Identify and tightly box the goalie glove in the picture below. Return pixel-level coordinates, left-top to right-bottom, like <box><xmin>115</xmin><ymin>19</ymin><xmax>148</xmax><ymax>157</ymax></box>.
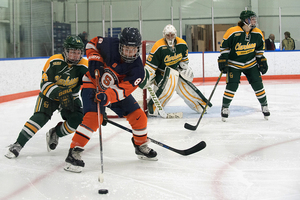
<box><xmin>178</xmin><ymin>62</ymin><xmax>194</xmax><ymax>82</ymax></box>
<box><xmin>218</xmin><ymin>57</ymin><xmax>228</xmax><ymax>73</ymax></box>
<box><xmin>256</xmin><ymin>56</ymin><xmax>268</xmax><ymax>75</ymax></box>
<box><xmin>58</xmin><ymin>88</ymin><xmax>74</xmax><ymax>112</ymax></box>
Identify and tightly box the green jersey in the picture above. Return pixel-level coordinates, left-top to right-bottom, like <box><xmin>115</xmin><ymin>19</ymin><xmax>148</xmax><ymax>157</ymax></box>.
<box><xmin>219</xmin><ymin>26</ymin><xmax>265</xmax><ymax>70</ymax></box>
<box><xmin>145</xmin><ymin>37</ymin><xmax>189</xmax><ymax>83</ymax></box>
<box><xmin>40</xmin><ymin>54</ymin><xmax>88</xmax><ymax>101</ymax></box>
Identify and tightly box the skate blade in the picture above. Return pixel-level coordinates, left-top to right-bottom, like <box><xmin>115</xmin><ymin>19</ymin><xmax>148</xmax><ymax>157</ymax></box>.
<box><xmin>46</xmin><ymin>131</ymin><xmax>51</xmax><ymax>152</ymax></box>
<box><xmin>64</xmin><ymin>163</ymin><xmax>83</xmax><ymax>173</ymax></box>
<box><xmin>264</xmin><ymin>116</ymin><xmax>269</xmax><ymax>120</ymax></box>
<box><xmin>222</xmin><ymin>117</ymin><xmax>227</xmax><ymax>122</ymax></box>
<box><xmin>5</xmin><ymin>151</ymin><xmax>16</xmax><ymax>159</ymax></box>
<box><xmin>137</xmin><ymin>155</ymin><xmax>158</xmax><ymax>161</ymax></box>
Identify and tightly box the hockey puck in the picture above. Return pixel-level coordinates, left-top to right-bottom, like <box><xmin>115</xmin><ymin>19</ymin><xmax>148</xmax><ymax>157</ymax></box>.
<box><xmin>98</xmin><ymin>189</ymin><xmax>108</xmax><ymax>194</ymax></box>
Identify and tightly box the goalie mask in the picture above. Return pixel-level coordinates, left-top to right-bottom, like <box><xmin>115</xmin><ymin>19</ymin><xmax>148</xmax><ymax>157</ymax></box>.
<box><xmin>63</xmin><ymin>36</ymin><xmax>84</xmax><ymax>65</ymax></box>
<box><xmin>119</xmin><ymin>27</ymin><xmax>142</xmax><ymax>63</ymax></box>
<box><xmin>240</xmin><ymin>10</ymin><xmax>257</xmax><ymax>29</ymax></box>
<box><xmin>163</xmin><ymin>24</ymin><xmax>177</xmax><ymax>47</ymax></box>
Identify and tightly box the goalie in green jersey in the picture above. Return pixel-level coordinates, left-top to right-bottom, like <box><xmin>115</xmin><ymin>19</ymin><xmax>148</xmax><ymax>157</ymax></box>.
<box><xmin>218</xmin><ymin>10</ymin><xmax>270</xmax><ymax>121</ymax></box>
<box><xmin>139</xmin><ymin>24</ymin><xmax>212</xmax><ymax>117</ymax></box>
<box><xmin>5</xmin><ymin>36</ymin><xmax>88</xmax><ymax>159</ymax></box>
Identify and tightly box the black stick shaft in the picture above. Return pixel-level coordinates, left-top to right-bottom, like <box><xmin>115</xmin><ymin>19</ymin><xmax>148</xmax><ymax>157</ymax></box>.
<box><xmin>184</xmin><ymin>72</ymin><xmax>223</xmax><ymax>131</ymax></box>
<box><xmin>107</xmin><ymin>119</ymin><xmax>206</xmax><ymax>156</ymax></box>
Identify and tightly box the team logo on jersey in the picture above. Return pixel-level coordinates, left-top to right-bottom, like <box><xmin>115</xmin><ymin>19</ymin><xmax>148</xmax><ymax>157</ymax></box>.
<box><xmin>100</xmin><ymin>69</ymin><xmax>118</xmax><ymax>90</ymax></box>
<box><xmin>44</xmin><ymin>101</ymin><xmax>49</xmax><ymax>108</ymax></box>
<box><xmin>53</xmin><ymin>61</ymin><xmax>62</xmax><ymax>65</ymax></box>
<box><xmin>235</xmin><ymin>42</ymin><xmax>256</xmax><ymax>56</ymax></box>
<box><xmin>55</xmin><ymin>75</ymin><xmax>79</xmax><ymax>88</ymax></box>
<box><xmin>164</xmin><ymin>53</ymin><xmax>183</xmax><ymax>66</ymax></box>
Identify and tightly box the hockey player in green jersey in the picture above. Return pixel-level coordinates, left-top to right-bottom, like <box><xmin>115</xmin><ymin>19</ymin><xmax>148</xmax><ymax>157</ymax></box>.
<box><xmin>218</xmin><ymin>10</ymin><xmax>270</xmax><ymax>121</ymax></box>
<box><xmin>139</xmin><ymin>24</ymin><xmax>211</xmax><ymax>117</ymax></box>
<box><xmin>5</xmin><ymin>35</ymin><xmax>88</xmax><ymax>159</ymax></box>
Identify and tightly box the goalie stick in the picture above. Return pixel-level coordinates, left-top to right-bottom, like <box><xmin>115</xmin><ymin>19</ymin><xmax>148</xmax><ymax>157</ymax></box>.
<box><xmin>147</xmin><ymin>86</ymin><xmax>183</xmax><ymax>119</ymax></box>
<box><xmin>184</xmin><ymin>72</ymin><xmax>223</xmax><ymax>131</ymax></box>
<box><xmin>107</xmin><ymin>119</ymin><xmax>206</xmax><ymax>156</ymax></box>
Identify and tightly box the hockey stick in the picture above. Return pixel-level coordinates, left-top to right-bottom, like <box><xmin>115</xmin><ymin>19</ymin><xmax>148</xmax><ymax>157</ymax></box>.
<box><xmin>107</xmin><ymin>119</ymin><xmax>206</xmax><ymax>156</ymax></box>
<box><xmin>95</xmin><ymin>70</ymin><xmax>104</xmax><ymax>183</ymax></box>
<box><xmin>184</xmin><ymin>72</ymin><xmax>223</xmax><ymax>131</ymax></box>
<box><xmin>147</xmin><ymin>86</ymin><xmax>183</xmax><ymax>119</ymax></box>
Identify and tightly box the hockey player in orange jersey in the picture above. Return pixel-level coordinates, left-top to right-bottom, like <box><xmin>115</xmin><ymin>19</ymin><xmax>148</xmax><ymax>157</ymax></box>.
<box><xmin>64</xmin><ymin>27</ymin><xmax>157</xmax><ymax>173</ymax></box>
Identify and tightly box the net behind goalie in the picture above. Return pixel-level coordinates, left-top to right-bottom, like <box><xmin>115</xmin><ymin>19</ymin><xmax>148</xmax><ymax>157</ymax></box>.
<box><xmin>139</xmin><ymin>24</ymin><xmax>212</xmax><ymax>116</ymax></box>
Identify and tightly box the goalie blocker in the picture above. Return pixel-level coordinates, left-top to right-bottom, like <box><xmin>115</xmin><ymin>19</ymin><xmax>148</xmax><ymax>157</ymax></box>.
<box><xmin>146</xmin><ymin>67</ymin><xmax>212</xmax><ymax>116</ymax></box>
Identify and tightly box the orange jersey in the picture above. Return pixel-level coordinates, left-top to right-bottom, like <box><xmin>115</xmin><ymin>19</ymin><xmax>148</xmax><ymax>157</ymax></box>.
<box><xmin>84</xmin><ymin>36</ymin><xmax>144</xmax><ymax>105</ymax></box>
<box><xmin>70</xmin><ymin>37</ymin><xmax>148</xmax><ymax>149</ymax></box>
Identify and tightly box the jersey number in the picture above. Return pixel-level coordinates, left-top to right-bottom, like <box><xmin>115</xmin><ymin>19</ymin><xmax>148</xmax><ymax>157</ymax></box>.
<box><xmin>147</xmin><ymin>55</ymin><xmax>153</xmax><ymax>62</ymax></box>
<box><xmin>134</xmin><ymin>78</ymin><xmax>142</xmax><ymax>86</ymax></box>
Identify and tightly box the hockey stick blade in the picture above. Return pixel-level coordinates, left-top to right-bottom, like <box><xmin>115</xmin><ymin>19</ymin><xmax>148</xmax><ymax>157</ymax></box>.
<box><xmin>184</xmin><ymin>72</ymin><xmax>223</xmax><ymax>131</ymax></box>
<box><xmin>106</xmin><ymin>119</ymin><xmax>206</xmax><ymax>156</ymax></box>
<box><xmin>150</xmin><ymin>139</ymin><xmax>206</xmax><ymax>156</ymax></box>
<box><xmin>181</xmin><ymin>141</ymin><xmax>206</xmax><ymax>156</ymax></box>
<box><xmin>184</xmin><ymin>122</ymin><xmax>197</xmax><ymax>131</ymax></box>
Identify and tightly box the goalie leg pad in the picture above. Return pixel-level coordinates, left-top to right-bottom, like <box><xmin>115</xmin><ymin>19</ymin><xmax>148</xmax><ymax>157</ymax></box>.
<box><xmin>176</xmin><ymin>77</ymin><xmax>213</xmax><ymax>113</ymax></box>
<box><xmin>148</xmin><ymin>67</ymin><xmax>179</xmax><ymax>114</ymax></box>
<box><xmin>139</xmin><ymin>65</ymin><xmax>156</xmax><ymax>89</ymax></box>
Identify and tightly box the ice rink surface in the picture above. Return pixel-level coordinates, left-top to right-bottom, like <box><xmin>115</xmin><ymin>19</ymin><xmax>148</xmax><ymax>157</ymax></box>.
<box><xmin>1</xmin><ymin>79</ymin><xmax>300</xmax><ymax>200</ymax></box>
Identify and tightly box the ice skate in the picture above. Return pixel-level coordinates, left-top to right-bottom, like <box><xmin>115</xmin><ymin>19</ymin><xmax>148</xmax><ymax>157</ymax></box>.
<box><xmin>5</xmin><ymin>142</ymin><xmax>22</xmax><ymax>159</ymax></box>
<box><xmin>221</xmin><ymin>107</ymin><xmax>229</xmax><ymax>122</ymax></box>
<box><xmin>46</xmin><ymin>122</ymin><xmax>62</xmax><ymax>152</ymax></box>
<box><xmin>261</xmin><ymin>105</ymin><xmax>270</xmax><ymax>120</ymax></box>
<box><xmin>132</xmin><ymin>138</ymin><xmax>158</xmax><ymax>161</ymax></box>
<box><xmin>64</xmin><ymin>147</ymin><xmax>85</xmax><ymax>173</ymax></box>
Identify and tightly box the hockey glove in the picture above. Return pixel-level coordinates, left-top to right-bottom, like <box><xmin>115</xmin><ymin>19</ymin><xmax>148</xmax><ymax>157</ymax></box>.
<box><xmin>218</xmin><ymin>57</ymin><xmax>228</xmax><ymax>73</ymax></box>
<box><xmin>256</xmin><ymin>56</ymin><xmax>268</xmax><ymax>75</ymax></box>
<box><xmin>96</xmin><ymin>91</ymin><xmax>108</xmax><ymax>106</ymax></box>
<box><xmin>58</xmin><ymin>88</ymin><xmax>74</xmax><ymax>112</ymax></box>
<box><xmin>89</xmin><ymin>60</ymin><xmax>104</xmax><ymax>79</ymax></box>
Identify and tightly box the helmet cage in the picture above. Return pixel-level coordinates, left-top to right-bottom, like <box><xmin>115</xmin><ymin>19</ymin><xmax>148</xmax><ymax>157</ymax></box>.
<box><xmin>163</xmin><ymin>24</ymin><xmax>177</xmax><ymax>47</ymax></box>
<box><xmin>119</xmin><ymin>44</ymin><xmax>140</xmax><ymax>63</ymax></box>
<box><xmin>63</xmin><ymin>48</ymin><xmax>84</xmax><ymax>65</ymax></box>
<box><xmin>119</xmin><ymin>27</ymin><xmax>141</xmax><ymax>63</ymax></box>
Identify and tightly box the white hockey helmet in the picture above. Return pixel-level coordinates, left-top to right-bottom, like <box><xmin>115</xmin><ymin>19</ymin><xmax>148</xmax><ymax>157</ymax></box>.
<box><xmin>163</xmin><ymin>24</ymin><xmax>177</xmax><ymax>47</ymax></box>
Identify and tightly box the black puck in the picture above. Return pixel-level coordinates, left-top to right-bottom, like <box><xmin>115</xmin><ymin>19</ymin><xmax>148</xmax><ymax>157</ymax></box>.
<box><xmin>98</xmin><ymin>189</ymin><xmax>108</xmax><ymax>194</ymax></box>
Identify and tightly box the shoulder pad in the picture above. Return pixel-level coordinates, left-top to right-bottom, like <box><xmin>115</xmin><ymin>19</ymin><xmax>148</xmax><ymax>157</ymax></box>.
<box><xmin>223</xmin><ymin>26</ymin><xmax>243</xmax><ymax>40</ymax></box>
<box><xmin>150</xmin><ymin>38</ymin><xmax>167</xmax><ymax>54</ymax></box>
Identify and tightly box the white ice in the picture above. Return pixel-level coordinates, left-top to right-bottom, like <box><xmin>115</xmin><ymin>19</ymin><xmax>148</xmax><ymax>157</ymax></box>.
<box><xmin>1</xmin><ymin>79</ymin><xmax>300</xmax><ymax>200</ymax></box>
